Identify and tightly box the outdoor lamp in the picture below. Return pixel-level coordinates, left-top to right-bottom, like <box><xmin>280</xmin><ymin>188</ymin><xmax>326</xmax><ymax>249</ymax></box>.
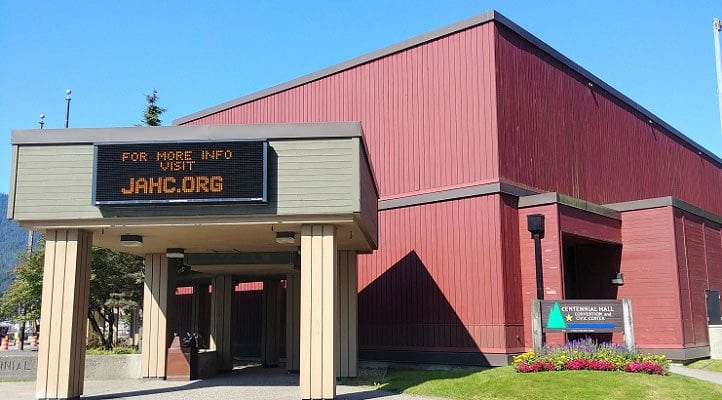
<box><xmin>275</xmin><ymin>232</ymin><xmax>296</xmax><ymax>244</ymax></box>
<box><xmin>166</xmin><ymin>248</ymin><xmax>185</xmax><ymax>259</ymax></box>
<box><xmin>611</xmin><ymin>272</ymin><xmax>625</xmax><ymax>285</ymax></box>
<box><xmin>120</xmin><ymin>234</ymin><xmax>143</xmax><ymax>247</ymax></box>
<box><xmin>527</xmin><ymin>214</ymin><xmax>545</xmax><ymax>239</ymax></box>
<box><xmin>527</xmin><ymin>214</ymin><xmax>545</xmax><ymax>301</ymax></box>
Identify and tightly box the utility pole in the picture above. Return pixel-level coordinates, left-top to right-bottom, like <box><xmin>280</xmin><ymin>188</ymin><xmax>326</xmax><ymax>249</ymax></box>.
<box><xmin>714</xmin><ymin>18</ymin><xmax>722</xmax><ymax>138</ymax></box>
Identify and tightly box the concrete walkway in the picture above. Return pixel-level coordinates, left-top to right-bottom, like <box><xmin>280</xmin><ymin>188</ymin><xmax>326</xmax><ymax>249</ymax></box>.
<box><xmin>670</xmin><ymin>364</ymin><xmax>722</xmax><ymax>386</ymax></box>
<box><xmin>3</xmin><ymin>366</ymin><xmax>431</xmax><ymax>400</ymax></box>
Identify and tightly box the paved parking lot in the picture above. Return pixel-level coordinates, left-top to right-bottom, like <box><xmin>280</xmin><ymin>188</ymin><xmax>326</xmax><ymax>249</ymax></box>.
<box><xmin>4</xmin><ymin>366</ymin><xmax>430</xmax><ymax>400</ymax></box>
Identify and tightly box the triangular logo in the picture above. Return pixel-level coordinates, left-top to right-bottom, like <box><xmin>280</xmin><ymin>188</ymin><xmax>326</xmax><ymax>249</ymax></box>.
<box><xmin>546</xmin><ymin>301</ymin><xmax>566</xmax><ymax>329</ymax></box>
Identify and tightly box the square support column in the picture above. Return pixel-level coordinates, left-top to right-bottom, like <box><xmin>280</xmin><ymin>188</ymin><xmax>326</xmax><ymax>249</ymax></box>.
<box><xmin>140</xmin><ymin>254</ymin><xmax>176</xmax><ymax>379</ymax></box>
<box><xmin>35</xmin><ymin>229</ymin><xmax>92</xmax><ymax>400</ymax></box>
<box><xmin>286</xmin><ymin>272</ymin><xmax>301</xmax><ymax>372</ymax></box>
<box><xmin>300</xmin><ymin>225</ymin><xmax>337</xmax><ymax>400</ymax></box>
<box><xmin>191</xmin><ymin>283</ymin><xmax>211</xmax><ymax>347</ymax></box>
<box><xmin>336</xmin><ymin>251</ymin><xmax>358</xmax><ymax>378</ymax></box>
<box><xmin>262</xmin><ymin>279</ymin><xmax>283</xmax><ymax>367</ymax></box>
<box><xmin>211</xmin><ymin>275</ymin><xmax>233</xmax><ymax>372</ymax></box>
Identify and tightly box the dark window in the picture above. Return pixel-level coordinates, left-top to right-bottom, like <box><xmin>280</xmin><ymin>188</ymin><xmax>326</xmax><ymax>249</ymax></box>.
<box><xmin>707</xmin><ymin>290</ymin><xmax>721</xmax><ymax>326</ymax></box>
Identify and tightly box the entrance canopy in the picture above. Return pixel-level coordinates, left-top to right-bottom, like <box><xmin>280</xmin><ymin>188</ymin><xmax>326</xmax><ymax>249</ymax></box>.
<box><xmin>8</xmin><ymin>122</ymin><xmax>378</xmax><ymax>255</ymax></box>
<box><xmin>9</xmin><ymin>122</ymin><xmax>377</xmax><ymax>400</ymax></box>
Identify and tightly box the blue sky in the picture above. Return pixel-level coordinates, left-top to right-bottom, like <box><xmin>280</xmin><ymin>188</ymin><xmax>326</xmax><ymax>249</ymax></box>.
<box><xmin>1</xmin><ymin>1</ymin><xmax>721</xmax><ymax>193</ymax></box>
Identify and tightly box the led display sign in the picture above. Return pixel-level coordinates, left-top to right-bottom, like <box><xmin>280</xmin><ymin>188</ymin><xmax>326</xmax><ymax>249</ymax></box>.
<box><xmin>93</xmin><ymin>140</ymin><xmax>267</xmax><ymax>205</ymax></box>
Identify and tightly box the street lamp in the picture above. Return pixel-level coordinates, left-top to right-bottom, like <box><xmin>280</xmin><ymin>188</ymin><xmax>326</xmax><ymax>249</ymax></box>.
<box><xmin>64</xmin><ymin>89</ymin><xmax>71</xmax><ymax>128</ymax></box>
<box><xmin>527</xmin><ymin>214</ymin><xmax>545</xmax><ymax>300</ymax></box>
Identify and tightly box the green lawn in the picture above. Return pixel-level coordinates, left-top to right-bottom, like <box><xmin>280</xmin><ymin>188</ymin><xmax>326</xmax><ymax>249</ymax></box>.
<box><xmin>687</xmin><ymin>359</ymin><xmax>722</xmax><ymax>373</ymax></box>
<box><xmin>343</xmin><ymin>366</ymin><xmax>722</xmax><ymax>400</ymax></box>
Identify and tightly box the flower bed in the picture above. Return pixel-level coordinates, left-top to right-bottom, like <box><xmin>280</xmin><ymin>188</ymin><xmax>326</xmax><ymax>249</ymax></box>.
<box><xmin>513</xmin><ymin>338</ymin><xmax>668</xmax><ymax>375</ymax></box>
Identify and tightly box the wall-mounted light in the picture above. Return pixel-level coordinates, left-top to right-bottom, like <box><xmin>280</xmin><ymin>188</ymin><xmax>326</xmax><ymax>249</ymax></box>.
<box><xmin>275</xmin><ymin>232</ymin><xmax>296</xmax><ymax>244</ymax></box>
<box><xmin>611</xmin><ymin>272</ymin><xmax>625</xmax><ymax>286</ymax></box>
<box><xmin>166</xmin><ymin>248</ymin><xmax>185</xmax><ymax>259</ymax></box>
<box><xmin>120</xmin><ymin>234</ymin><xmax>143</xmax><ymax>247</ymax></box>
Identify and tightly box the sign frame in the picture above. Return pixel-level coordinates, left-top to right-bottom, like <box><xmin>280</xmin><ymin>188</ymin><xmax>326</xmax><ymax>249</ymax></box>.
<box><xmin>541</xmin><ymin>299</ymin><xmax>624</xmax><ymax>333</ymax></box>
<box><xmin>91</xmin><ymin>139</ymin><xmax>268</xmax><ymax>206</ymax></box>
<box><xmin>531</xmin><ymin>298</ymin><xmax>635</xmax><ymax>352</ymax></box>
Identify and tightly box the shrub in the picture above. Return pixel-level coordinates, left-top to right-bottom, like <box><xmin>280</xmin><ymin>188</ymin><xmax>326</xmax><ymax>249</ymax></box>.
<box><xmin>86</xmin><ymin>346</ymin><xmax>139</xmax><ymax>355</ymax></box>
<box><xmin>513</xmin><ymin>338</ymin><xmax>668</xmax><ymax>375</ymax></box>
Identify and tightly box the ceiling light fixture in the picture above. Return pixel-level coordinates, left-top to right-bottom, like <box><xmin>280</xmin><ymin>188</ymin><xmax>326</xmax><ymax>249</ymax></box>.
<box><xmin>120</xmin><ymin>234</ymin><xmax>143</xmax><ymax>247</ymax></box>
<box><xmin>166</xmin><ymin>248</ymin><xmax>185</xmax><ymax>259</ymax></box>
<box><xmin>275</xmin><ymin>232</ymin><xmax>296</xmax><ymax>244</ymax></box>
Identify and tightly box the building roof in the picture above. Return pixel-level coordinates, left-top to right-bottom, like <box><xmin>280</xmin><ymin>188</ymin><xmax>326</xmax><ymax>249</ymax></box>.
<box><xmin>11</xmin><ymin>121</ymin><xmax>363</xmax><ymax>145</ymax></box>
<box><xmin>172</xmin><ymin>10</ymin><xmax>722</xmax><ymax>166</ymax></box>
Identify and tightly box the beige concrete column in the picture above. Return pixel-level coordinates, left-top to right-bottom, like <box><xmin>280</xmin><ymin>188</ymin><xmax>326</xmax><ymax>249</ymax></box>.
<box><xmin>261</xmin><ymin>279</ymin><xmax>282</xmax><ymax>367</ymax></box>
<box><xmin>140</xmin><ymin>254</ymin><xmax>176</xmax><ymax>379</ymax></box>
<box><xmin>300</xmin><ymin>225</ymin><xmax>337</xmax><ymax>400</ymax></box>
<box><xmin>35</xmin><ymin>229</ymin><xmax>92</xmax><ymax>400</ymax></box>
<box><xmin>286</xmin><ymin>272</ymin><xmax>301</xmax><ymax>372</ymax></box>
<box><xmin>211</xmin><ymin>275</ymin><xmax>233</xmax><ymax>372</ymax></box>
<box><xmin>336</xmin><ymin>251</ymin><xmax>358</xmax><ymax>378</ymax></box>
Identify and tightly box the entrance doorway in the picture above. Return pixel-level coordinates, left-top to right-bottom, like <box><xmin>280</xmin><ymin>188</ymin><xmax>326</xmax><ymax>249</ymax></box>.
<box><xmin>562</xmin><ymin>234</ymin><xmax>622</xmax><ymax>342</ymax></box>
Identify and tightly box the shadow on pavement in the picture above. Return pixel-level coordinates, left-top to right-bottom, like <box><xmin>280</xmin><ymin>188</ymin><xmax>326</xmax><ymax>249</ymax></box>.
<box><xmin>83</xmin><ymin>365</ymin><xmax>401</xmax><ymax>399</ymax></box>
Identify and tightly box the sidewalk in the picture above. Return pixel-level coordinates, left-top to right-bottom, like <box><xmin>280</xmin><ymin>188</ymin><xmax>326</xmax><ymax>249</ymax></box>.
<box><xmin>2</xmin><ymin>366</ymin><xmax>433</xmax><ymax>400</ymax></box>
<box><xmin>670</xmin><ymin>364</ymin><xmax>722</xmax><ymax>386</ymax></box>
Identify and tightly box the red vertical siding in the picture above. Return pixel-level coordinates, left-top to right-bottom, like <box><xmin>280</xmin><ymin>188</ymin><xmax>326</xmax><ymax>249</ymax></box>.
<box><xmin>231</xmin><ymin>282</ymin><xmax>264</xmax><ymax>356</ymax></box>
<box><xmin>500</xmin><ymin>195</ymin><xmax>524</xmax><ymax>350</ymax></box>
<box><xmin>183</xmin><ymin>24</ymin><xmax>499</xmax><ymax>200</ymax></box>
<box><xmin>617</xmin><ymin>207</ymin><xmax>684</xmax><ymax>348</ymax></box>
<box><xmin>682</xmin><ymin>213</ymin><xmax>710</xmax><ymax>346</ymax></box>
<box><xmin>517</xmin><ymin>204</ymin><xmax>564</xmax><ymax>347</ymax></box>
<box><xmin>674</xmin><ymin>212</ymin><xmax>695</xmax><ymax>346</ymax></box>
<box><xmin>175</xmin><ymin>287</ymin><xmax>193</xmax><ymax>336</ymax></box>
<box><xmin>357</xmin><ymin>194</ymin><xmax>523</xmax><ymax>354</ymax></box>
<box><xmin>673</xmin><ymin>210</ymin><xmax>722</xmax><ymax>348</ymax></box>
<box><xmin>705</xmin><ymin>223</ymin><xmax>722</xmax><ymax>292</ymax></box>
<box><xmin>558</xmin><ymin>206</ymin><xmax>621</xmax><ymax>244</ymax></box>
<box><xmin>495</xmin><ymin>24</ymin><xmax>722</xmax><ymax>216</ymax></box>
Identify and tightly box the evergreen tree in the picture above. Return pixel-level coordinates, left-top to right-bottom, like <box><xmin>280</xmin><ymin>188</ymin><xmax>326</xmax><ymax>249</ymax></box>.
<box><xmin>142</xmin><ymin>89</ymin><xmax>166</xmax><ymax>126</ymax></box>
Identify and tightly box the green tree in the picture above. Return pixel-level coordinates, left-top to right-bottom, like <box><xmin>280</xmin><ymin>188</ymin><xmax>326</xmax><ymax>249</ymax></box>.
<box><xmin>142</xmin><ymin>89</ymin><xmax>166</xmax><ymax>126</ymax></box>
<box><xmin>0</xmin><ymin>242</ymin><xmax>144</xmax><ymax>349</ymax></box>
<box><xmin>87</xmin><ymin>249</ymin><xmax>144</xmax><ymax>349</ymax></box>
<box><xmin>0</xmin><ymin>241</ymin><xmax>44</xmax><ymax>328</ymax></box>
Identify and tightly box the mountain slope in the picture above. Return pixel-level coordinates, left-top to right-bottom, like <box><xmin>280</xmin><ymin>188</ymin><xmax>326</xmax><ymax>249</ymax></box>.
<box><xmin>0</xmin><ymin>193</ymin><xmax>29</xmax><ymax>294</ymax></box>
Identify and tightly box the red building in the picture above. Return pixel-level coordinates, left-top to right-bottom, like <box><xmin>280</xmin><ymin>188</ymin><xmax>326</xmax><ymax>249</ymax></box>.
<box><xmin>174</xmin><ymin>10</ymin><xmax>722</xmax><ymax>365</ymax></box>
